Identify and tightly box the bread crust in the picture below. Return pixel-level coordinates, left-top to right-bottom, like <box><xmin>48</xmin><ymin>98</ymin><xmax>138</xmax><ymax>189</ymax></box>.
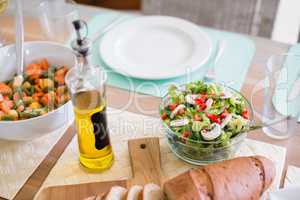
<box><xmin>253</xmin><ymin>156</ymin><xmax>276</xmax><ymax>191</ymax></box>
<box><xmin>164</xmin><ymin>171</ymin><xmax>203</xmax><ymax>200</ymax></box>
<box><xmin>164</xmin><ymin>156</ymin><xmax>275</xmax><ymax>200</ymax></box>
<box><xmin>190</xmin><ymin>168</ymin><xmax>213</xmax><ymax>200</ymax></box>
<box><xmin>203</xmin><ymin>157</ymin><xmax>263</xmax><ymax>200</ymax></box>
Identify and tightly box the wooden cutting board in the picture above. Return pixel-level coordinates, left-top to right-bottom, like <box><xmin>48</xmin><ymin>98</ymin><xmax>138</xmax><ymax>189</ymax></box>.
<box><xmin>36</xmin><ymin>137</ymin><xmax>163</xmax><ymax>200</ymax></box>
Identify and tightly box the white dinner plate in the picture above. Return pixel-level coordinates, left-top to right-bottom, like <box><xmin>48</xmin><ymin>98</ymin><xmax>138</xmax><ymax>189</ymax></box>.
<box><xmin>99</xmin><ymin>16</ymin><xmax>213</xmax><ymax>80</ymax></box>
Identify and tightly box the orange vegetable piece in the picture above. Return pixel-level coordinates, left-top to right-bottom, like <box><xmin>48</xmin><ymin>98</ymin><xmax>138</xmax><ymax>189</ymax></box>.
<box><xmin>54</xmin><ymin>66</ymin><xmax>69</xmax><ymax>85</ymax></box>
<box><xmin>55</xmin><ymin>93</ymin><xmax>70</xmax><ymax>105</ymax></box>
<box><xmin>25</xmin><ymin>63</ymin><xmax>43</xmax><ymax>80</ymax></box>
<box><xmin>32</xmin><ymin>92</ymin><xmax>44</xmax><ymax>102</ymax></box>
<box><xmin>55</xmin><ymin>66</ymin><xmax>68</xmax><ymax>77</ymax></box>
<box><xmin>41</xmin><ymin>92</ymin><xmax>56</xmax><ymax>106</ymax></box>
<box><xmin>0</xmin><ymin>100</ymin><xmax>13</xmax><ymax>113</ymax></box>
<box><xmin>35</xmin><ymin>78</ymin><xmax>42</xmax><ymax>85</ymax></box>
<box><xmin>54</xmin><ymin>75</ymin><xmax>65</xmax><ymax>85</ymax></box>
<box><xmin>3</xmin><ymin>96</ymin><xmax>9</xmax><ymax>101</ymax></box>
<box><xmin>0</xmin><ymin>83</ymin><xmax>12</xmax><ymax>95</ymax></box>
<box><xmin>39</xmin><ymin>58</ymin><xmax>49</xmax><ymax>70</ymax></box>
<box><xmin>34</xmin><ymin>85</ymin><xmax>43</xmax><ymax>93</ymax></box>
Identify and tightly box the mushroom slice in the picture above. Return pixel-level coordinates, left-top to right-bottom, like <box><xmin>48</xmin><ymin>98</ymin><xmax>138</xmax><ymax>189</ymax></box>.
<box><xmin>170</xmin><ymin>104</ymin><xmax>186</xmax><ymax>119</ymax></box>
<box><xmin>205</xmin><ymin>98</ymin><xmax>214</xmax><ymax>111</ymax></box>
<box><xmin>201</xmin><ymin>123</ymin><xmax>222</xmax><ymax>141</ymax></box>
<box><xmin>170</xmin><ymin>118</ymin><xmax>189</xmax><ymax>127</ymax></box>
<box><xmin>221</xmin><ymin>114</ymin><xmax>232</xmax><ymax>128</ymax></box>
<box><xmin>185</xmin><ymin>94</ymin><xmax>199</xmax><ymax>105</ymax></box>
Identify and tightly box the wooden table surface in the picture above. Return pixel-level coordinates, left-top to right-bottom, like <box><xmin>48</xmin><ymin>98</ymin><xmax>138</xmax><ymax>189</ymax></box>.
<box><xmin>0</xmin><ymin>4</ymin><xmax>299</xmax><ymax>200</ymax></box>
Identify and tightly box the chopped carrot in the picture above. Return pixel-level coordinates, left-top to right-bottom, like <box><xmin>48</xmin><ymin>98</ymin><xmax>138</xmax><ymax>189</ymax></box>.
<box><xmin>0</xmin><ymin>83</ymin><xmax>12</xmax><ymax>95</ymax></box>
<box><xmin>3</xmin><ymin>96</ymin><xmax>9</xmax><ymax>101</ymax></box>
<box><xmin>40</xmin><ymin>95</ymin><xmax>48</xmax><ymax>106</ymax></box>
<box><xmin>54</xmin><ymin>75</ymin><xmax>65</xmax><ymax>85</ymax></box>
<box><xmin>55</xmin><ymin>66</ymin><xmax>68</xmax><ymax>77</ymax></box>
<box><xmin>34</xmin><ymin>85</ymin><xmax>43</xmax><ymax>93</ymax></box>
<box><xmin>25</xmin><ymin>64</ymin><xmax>43</xmax><ymax>80</ymax></box>
<box><xmin>41</xmin><ymin>92</ymin><xmax>55</xmax><ymax>106</ymax></box>
<box><xmin>0</xmin><ymin>103</ymin><xmax>9</xmax><ymax>113</ymax></box>
<box><xmin>35</xmin><ymin>78</ymin><xmax>42</xmax><ymax>85</ymax></box>
<box><xmin>55</xmin><ymin>95</ymin><xmax>61</xmax><ymax>105</ymax></box>
<box><xmin>55</xmin><ymin>93</ymin><xmax>70</xmax><ymax>105</ymax></box>
<box><xmin>39</xmin><ymin>58</ymin><xmax>49</xmax><ymax>70</ymax></box>
<box><xmin>0</xmin><ymin>100</ymin><xmax>13</xmax><ymax>113</ymax></box>
<box><xmin>32</xmin><ymin>92</ymin><xmax>44</xmax><ymax>102</ymax></box>
<box><xmin>54</xmin><ymin>67</ymin><xmax>68</xmax><ymax>85</ymax></box>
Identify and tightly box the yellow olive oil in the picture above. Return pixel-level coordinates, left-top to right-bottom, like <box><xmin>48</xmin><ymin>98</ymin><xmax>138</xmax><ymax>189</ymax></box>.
<box><xmin>73</xmin><ymin>90</ymin><xmax>114</xmax><ymax>171</ymax></box>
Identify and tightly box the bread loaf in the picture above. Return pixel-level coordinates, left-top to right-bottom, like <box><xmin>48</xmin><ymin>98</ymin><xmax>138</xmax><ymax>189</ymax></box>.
<box><xmin>164</xmin><ymin>156</ymin><xmax>275</xmax><ymax>200</ymax></box>
<box><xmin>85</xmin><ymin>156</ymin><xmax>275</xmax><ymax>200</ymax></box>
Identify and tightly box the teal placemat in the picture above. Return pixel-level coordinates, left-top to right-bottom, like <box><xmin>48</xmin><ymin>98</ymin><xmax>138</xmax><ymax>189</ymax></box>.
<box><xmin>273</xmin><ymin>44</ymin><xmax>300</xmax><ymax>120</ymax></box>
<box><xmin>88</xmin><ymin>12</ymin><xmax>255</xmax><ymax>97</ymax></box>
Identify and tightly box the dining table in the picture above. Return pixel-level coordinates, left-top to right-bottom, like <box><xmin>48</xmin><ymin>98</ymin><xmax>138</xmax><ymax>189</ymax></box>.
<box><xmin>0</xmin><ymin>3</ymin><xmax>299</xmax><ymax>200</ymax></box>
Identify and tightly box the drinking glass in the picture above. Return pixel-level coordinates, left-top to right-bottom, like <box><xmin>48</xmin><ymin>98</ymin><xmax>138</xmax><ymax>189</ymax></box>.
<box><xmin>38</xmin><ymin>0</ymin><xmax>79</xmax><ymax>43</ymax></box>
<box><xmin>261</xmin><ymin>54</ymin><xmax>300</xmax><ymax>139</ymax></box>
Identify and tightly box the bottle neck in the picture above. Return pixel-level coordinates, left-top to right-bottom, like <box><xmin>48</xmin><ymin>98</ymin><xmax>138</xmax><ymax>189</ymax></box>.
<box><xmin>76</xmin><ymin>53</ymin><xmax>92</xmax><ymax>78</ymax></box>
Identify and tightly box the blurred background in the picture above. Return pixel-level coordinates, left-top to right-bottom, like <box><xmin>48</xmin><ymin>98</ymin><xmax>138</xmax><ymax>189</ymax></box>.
<box><xmin>1</xmin><ymin>0</ymin><xmax>299</xmax><ymax>44</ymax></box>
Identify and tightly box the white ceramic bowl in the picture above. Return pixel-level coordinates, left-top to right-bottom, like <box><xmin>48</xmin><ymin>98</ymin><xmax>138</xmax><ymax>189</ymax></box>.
<box><xmin>0</xmin><ymin>41</ymin><xmax>76</xmax><ymax>140</ymax></box>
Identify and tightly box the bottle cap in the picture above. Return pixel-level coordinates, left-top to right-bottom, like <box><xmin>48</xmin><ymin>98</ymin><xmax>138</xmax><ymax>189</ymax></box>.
<box><xmin>71</xmin><ymin>20</ymin><xmax>91</xmax><ymax>57</ymax></box>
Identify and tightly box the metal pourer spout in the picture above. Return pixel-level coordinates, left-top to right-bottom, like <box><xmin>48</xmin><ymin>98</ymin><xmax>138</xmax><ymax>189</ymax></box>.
<box><xmin>71</xmin><ymin>20</ymin><xmax>91</xmax><ymax>58</ymax></box>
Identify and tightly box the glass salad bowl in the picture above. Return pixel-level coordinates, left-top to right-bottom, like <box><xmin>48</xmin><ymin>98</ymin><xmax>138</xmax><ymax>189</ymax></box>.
<box><xmin>159</xmin><ymin>81</ymin><xmax>253</xmax><ymax>165</ymax></box>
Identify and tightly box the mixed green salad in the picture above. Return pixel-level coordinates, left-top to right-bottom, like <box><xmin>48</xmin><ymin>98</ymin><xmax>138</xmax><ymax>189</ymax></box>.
<box><xmin>160</xmin><ymin>81</ymin><xmax>251</xmax><ymax>145</ymax></box>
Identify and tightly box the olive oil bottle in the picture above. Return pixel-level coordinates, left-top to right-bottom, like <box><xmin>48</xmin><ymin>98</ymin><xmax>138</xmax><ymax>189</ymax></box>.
<box><xmin>66</xmin><ymin>20</ymin><xmax>114</xmax><ymax>171</ymax></box>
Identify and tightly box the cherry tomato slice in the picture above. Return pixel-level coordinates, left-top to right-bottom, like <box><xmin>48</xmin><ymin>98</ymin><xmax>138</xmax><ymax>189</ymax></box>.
<box><xmin>206</xmin><ymin>113</ymin><xmax>221</xmax><ymax>124</ymax></box>
<box><xmin>242</xmin><ymin>110</ymin><xmax>249</xmax><ymax>119</ymax></box>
